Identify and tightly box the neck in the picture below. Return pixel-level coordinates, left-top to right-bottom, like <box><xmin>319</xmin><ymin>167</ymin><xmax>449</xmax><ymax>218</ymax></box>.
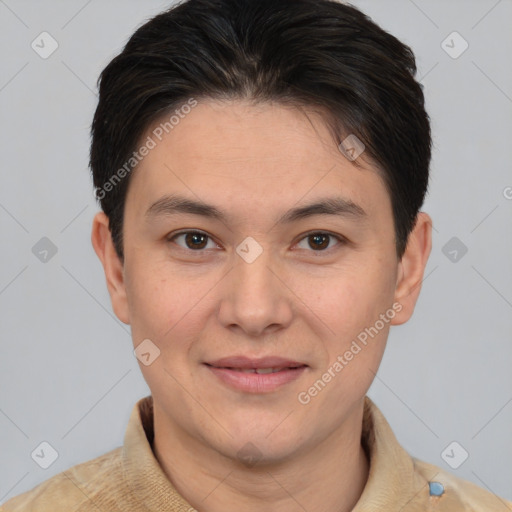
<box><xmin>152</xmin><ymin>400</ymin><xmax>370</xmax><ymax>512</ymax></box>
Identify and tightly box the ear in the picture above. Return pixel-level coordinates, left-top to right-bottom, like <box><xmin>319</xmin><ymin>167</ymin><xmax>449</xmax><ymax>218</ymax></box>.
<box><xmin>391</xmin><ymin>212</ymin><xmax>432</xmax><ymax>325</ymax></box>
<box><xmin>91</xmin><ymin>211</ymin><xmax>131</xmax><ymax>325</ymax></box>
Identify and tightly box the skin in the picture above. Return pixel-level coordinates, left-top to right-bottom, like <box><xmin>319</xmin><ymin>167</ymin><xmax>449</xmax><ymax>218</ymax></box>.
<box><xmin>92</xmin><ymin>99</ymin><xmax>432</xmax><ymax>512</ymax></box>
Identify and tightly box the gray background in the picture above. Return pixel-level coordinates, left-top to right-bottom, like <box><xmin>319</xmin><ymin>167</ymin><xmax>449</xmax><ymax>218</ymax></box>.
<box><xmin>1</xmin><ymin>0</ymin><xmax>511</xmax><ymax>505</ymax></box>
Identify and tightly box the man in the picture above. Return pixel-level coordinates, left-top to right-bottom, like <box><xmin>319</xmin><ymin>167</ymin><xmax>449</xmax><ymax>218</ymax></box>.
<box><xmin>3</xmin><ymin>0</ymin><xmax>511</xmax><ymax>510</ymax></box>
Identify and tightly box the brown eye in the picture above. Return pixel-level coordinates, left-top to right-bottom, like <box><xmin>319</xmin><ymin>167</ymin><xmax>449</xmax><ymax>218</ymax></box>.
<box><xmin>296</xmin><ymin>232</ymin><xmax>344</xmax><ymax>253</ymax></box>
<box><xmin>184</xmin><ymin>232</ymin><xmax>208</xmax><ymax>249</ymax></box>
<box><xmin>169</xmin><ymin>231</ymin><xmax>215</xmax><ymax>250</ymax></box>
<box><xmin>308</xmin><ymin>233</ymin><xmax>330</xmax><ymax>250</ymax></box>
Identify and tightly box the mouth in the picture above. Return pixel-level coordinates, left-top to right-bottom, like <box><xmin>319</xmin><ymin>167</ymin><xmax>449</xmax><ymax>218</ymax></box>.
<box><xmin>208</xmin><ymin>366</ymin><xmax>305</xmax><ymax>374</ymax></box>
<box><xmin>204</xmin><ymin>356</ymin><xmax>308</xmax><ymax>393</ymax></box>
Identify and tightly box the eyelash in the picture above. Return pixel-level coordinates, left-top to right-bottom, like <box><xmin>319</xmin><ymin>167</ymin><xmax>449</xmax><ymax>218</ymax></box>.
<box><xmin>166</xmin><ymin>230</ymin><xmax>347</xmax><ymax>256</ymax></box>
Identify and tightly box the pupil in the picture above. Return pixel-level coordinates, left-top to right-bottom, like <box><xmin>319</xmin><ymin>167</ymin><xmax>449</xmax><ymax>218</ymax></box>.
<box><xmin>186</xmin><ymin>232</ymin><xmax>207</xmax><ymax>249</ymax></box>
<box><xmin>310</xmin><ymin>234</ymin><xmax>328</xmax><ymax>250</ymax></box>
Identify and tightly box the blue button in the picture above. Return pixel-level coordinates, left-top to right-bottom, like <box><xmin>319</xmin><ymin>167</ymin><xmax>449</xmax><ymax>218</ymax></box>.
<box><xmin>429</xmin><ymin>481</ymin><xmax>445</xmax><ymax>496</ymax></box>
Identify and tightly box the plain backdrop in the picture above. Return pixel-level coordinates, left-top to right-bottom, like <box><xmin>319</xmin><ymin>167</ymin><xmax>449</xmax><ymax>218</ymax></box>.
<box><xmin>1</xmin><ymin>0</ymin><xmax>511</xmax><ymax>504</ymax></box>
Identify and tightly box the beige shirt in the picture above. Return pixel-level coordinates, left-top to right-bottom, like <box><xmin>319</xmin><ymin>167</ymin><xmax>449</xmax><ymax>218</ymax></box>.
<box><xmin>2</xmin><ymin>395</ymin><xmax>511</xmax><ymax>511</ymax></box>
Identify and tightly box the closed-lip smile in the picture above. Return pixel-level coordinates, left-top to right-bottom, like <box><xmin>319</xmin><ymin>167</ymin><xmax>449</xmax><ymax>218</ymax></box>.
<box><xmin>204</xmin><ymin>356</ymin><xmax>308</xmax><ymax>393</ymax></box>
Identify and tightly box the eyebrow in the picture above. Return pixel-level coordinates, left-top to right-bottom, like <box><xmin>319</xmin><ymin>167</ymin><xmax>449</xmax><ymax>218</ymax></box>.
<box><xmin>145</xmin><ymin>193</ymin><xmax>367</xmax><ymax>225</ymax></box>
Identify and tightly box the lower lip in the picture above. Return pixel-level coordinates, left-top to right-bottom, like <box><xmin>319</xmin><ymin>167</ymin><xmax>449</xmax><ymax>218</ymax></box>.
<box><xmin>205</xmin><ymin>365</ymin><xmax>307</xmax><ymax>393</ymax></box>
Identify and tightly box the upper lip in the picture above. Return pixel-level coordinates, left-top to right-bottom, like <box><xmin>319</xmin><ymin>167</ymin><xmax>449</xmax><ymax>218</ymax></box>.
<box><xmin>205</xmin><ymin>356</ymin><xmax>307</xmax><ymax>369</ymax></box>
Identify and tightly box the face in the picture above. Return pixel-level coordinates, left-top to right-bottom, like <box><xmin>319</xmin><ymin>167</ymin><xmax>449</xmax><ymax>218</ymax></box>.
<box><xmin>94</xmin><ymin>99</ymin><xmax>429</xmax><ymax>464</ymax></box>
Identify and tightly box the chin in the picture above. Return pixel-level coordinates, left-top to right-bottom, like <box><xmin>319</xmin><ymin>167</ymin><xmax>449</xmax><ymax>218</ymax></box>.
<box><xmin>223</xmin><ymin>437</ymin><xmax>301</xmax><ymax>469</ymax></box>
<box><xmin>220</xmin><ymin>423</ymin><xmax>304</xmax><ymax>463</ymax></box>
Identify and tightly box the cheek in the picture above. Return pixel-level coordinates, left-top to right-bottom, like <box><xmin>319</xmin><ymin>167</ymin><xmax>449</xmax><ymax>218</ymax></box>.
<box><xmin>125</xmin><ymin>256</ymin><xmax>226</xmax><ymax>353</ymax></box>
<box><xmin>301</xmin><ymin>285</ymin><xmax>392</xmax><ymax>409</ymax></box>
<box><xmin>294</xmin><ymin>260</ymin><xmax>396</xmax><ymax>336</ymax></box>
<box><xmin>124</xmin><ymin>258</ymin><xmax>195</xmax><ymax>341</ymax></box>
<box><xmin>300</xmin><ymin>262</ymin><xmax>396</xmax><ymax>385</ymax></box>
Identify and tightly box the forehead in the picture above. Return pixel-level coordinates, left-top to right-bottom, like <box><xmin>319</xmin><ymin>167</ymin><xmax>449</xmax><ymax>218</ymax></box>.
<box><xmin>125</xmin><ymin>99</ymin><xmax>391</xmax><ymax>223</ymax></box>
<box><xmin>143</xmin><ymin>100</ymin><xmax>355</xmax><ymax>169</ymax></box>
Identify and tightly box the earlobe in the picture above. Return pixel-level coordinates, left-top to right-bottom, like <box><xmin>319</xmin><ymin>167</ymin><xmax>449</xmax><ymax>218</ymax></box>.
<box><xmin>91</xmin><ymin>212</ymin><xmax>131</xmax><ymax>325</ymax></box>
<box><xmin>391</xmin><ymin>212</ymin><xmax>432</xmax><ymax>326</ymax></box>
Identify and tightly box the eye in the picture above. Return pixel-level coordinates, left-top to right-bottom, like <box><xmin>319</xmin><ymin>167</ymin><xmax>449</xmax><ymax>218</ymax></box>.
<box><xmin>295</xmin><ymin>231</ymin><xmax>345</xmax><ymax>253</ymax></box>
<box><xmin>168</xmin><ymin>230</ymin><xmax>218</xmax><ymax>251</ymax></box>
<box><xmin>167</xmin><ymin>230</ymin><xmax>346</xmax><ymax>254</ymax></box>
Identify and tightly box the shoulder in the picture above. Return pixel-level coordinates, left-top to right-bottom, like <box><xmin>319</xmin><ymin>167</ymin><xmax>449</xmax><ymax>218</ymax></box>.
<box><xmin>412</xmin><ymin>457</ymin><xmax>512</xmax><ymax>511</ymax></box>
<box><xmin>1</xmin><ymin>447</ymin><xmax>126</xmax><ymax>512</ymax></box>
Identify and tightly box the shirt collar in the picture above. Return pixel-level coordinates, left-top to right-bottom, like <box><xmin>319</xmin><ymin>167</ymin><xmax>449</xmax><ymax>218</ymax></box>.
<box><xmin>353</xmin><ymin>396</ymin><xmax>426</xmax><ymax>510</ymax></box>
<box><xmin>122</xmin><ymin>394</ymin><xmax>426</xmax><ymax>511</ymax></box>
<box><xmin>121</xmin><ymin>395</ymin><xmax>194</xmax><ymax>511</ymax></box>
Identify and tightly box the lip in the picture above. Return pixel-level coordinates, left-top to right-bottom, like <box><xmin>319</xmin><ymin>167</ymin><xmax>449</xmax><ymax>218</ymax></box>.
<box><xmin>204</xmin><ymin>356</ymin><xmax>308</xmax><ymax>393</ymax></box>
<box><xmin>206</xmin><ymin>356</ymin><xmax>306</xmax><ymax>369</ymax></box>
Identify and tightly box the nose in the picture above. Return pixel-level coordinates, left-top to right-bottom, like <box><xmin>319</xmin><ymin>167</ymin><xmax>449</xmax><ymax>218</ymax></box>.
<box><xmin>217</xmin><ymin>243</ymin><xmax>293</xmax><ymax>338</ymax></box>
